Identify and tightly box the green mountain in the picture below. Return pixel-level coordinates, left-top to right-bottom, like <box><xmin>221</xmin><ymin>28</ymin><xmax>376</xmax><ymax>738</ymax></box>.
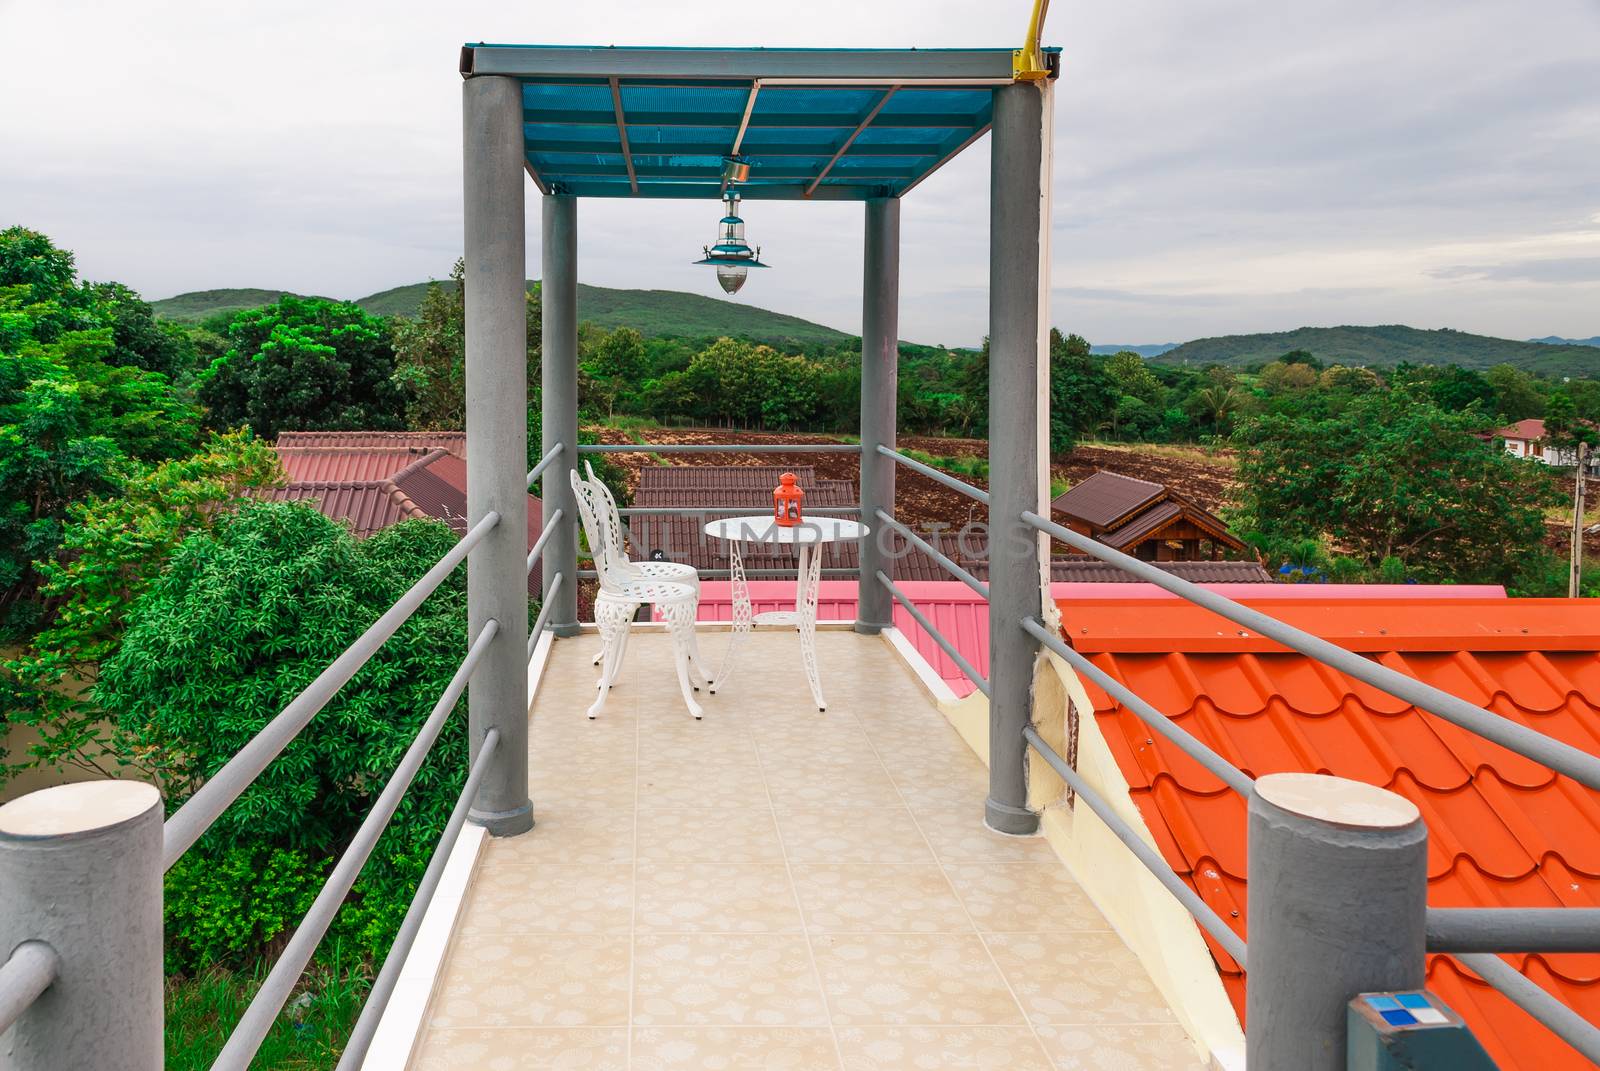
<box><xmin>1156</xmin><ymin>325</ymin><xmax>1598</xmax><ymax>377</ymax></box>
<box><xmin>156</xmin><ymin>280</ymin><xmax>851</xmax><ymax>347</ymax></box>
<box><xmin>150</xmin><ymin>288</ymin><xmax>326</xmax><ymax>322</ymax></box>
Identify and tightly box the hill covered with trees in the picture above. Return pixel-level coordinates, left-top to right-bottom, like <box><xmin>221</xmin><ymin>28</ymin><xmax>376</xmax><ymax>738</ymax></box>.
<box><xmin>1158</xmin><ymin>325</ymin><xmax>1593</xmax><ymax>376</ymax></box>
<box><xmin>158</xmin><ymin>280</ymin><xmax>852</xmax><ymax>348</ymax></box>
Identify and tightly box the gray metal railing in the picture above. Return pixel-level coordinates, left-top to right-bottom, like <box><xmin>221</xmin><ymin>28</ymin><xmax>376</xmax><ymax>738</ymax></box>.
<box><xmin>528</xmin><ymin>571</ymin><xmax>566</xmax><ymax>657</ymax></box>
<box><xmin>335</xmin><ymin>727</ymin><xmax>502</xmax><ymax>1071</ymax></box>
<box><xmin>1021</xmin><ymin>509</ymin><xmax>1600</xmax><ymax>793</ymax></box>
<box><xmin>1457</xmin><ymin>953</ymin><xmax>1600</xmax><ymax>1064</ymax></box>
<box><xmin>210</xmin><ymin>620</ymin><xmax>500</xmax><ymax>1070</ymax></box>
<box><xmin>875</xmin><ymin>510</ymin><xmax>989</xmax><ymax>598</ymax></box>
<box><xmin>0</xmin><ymin>502</ymin><xmax>519</xmax><ymax>1071</ymax></box>
<box><xmin>618</xmin><ymin>505</ymin><xmax>862</xmax><ymax>515</ymax></box>
<box><xmin>0</xmin><ymin>943</ymin><xmax>59</xmax><ymax>1037</ymax></box>
<box><xmin>526</xmin><ymin>441</ymin><xmax>565</xmax><ymax>488</ymax></box>
<box><xmin>877</xmin><ymin>570</ymin><xmax>990</xmax><ymax>697</ymax></box>
<box><xmin>879</xmin><ymin>444</ymin><xmax>990</xmax><ymax>504</ymax></box>
<box><xmin>1024</xmin><ymin>726</ymin><xmax>1248</xmax><ymax>965</ymax></box>
<box><xmin>163</xmin><ymin>510</ymin><xmax>501</xmax><ymax>868</ymax></box>
<box><xmin>577</xmin><ymin>442</ymin><xmax>863</xmax><ymax>454</ymax></box>
<box><xmin>1017</xmin><ymin>506</ymin><xmax>1600</xmax><ymax>1065</ymax></box>
<box><xmin>527</xmin><ymin>508</ymin><xmax>564</xmax><ymax>575</ymax></box>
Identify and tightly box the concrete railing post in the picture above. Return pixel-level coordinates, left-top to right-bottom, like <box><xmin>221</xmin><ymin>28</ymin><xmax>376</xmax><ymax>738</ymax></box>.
<box><xmin>0</xmin><ymin>782</ymin><xmax>163</xmax><ymax>1070</ymax></box>
<box><xmin>1247</xmin><ymin>772</ymin><xmax>1428</xmax><ymax>1070</ymax></box>
<box><xmin>463</xmin><ymin>73</ymin><xmax>533</xmax><ymax>837</ymax></box>
<box><xmin>540</xmin><ymin>194</ymin><xmax>580</xmax><ymax>637</ymax></box>
<box><xmin>856</xmin><ymin>196</ymin><xmax>900</xmax><ymax>633</ymax></box>
<box><xmin>984</xmin><ymin>80</ymin><xmax>1053</xmax><ymax>836</ymax></box>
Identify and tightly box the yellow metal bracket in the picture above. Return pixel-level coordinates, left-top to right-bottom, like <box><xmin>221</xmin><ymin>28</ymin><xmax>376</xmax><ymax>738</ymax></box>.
<box><xmin>1012</xmin><ymin>0</ymin><xmax>1053</xmax><ymax>81</ymax></box>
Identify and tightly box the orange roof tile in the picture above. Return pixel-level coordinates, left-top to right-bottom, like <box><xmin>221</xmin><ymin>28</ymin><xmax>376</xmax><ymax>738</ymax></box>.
<box><xmin>1056</xmin><ymin>595</ymin><xmax>1600</xmax><ymax>1071</ymax></box>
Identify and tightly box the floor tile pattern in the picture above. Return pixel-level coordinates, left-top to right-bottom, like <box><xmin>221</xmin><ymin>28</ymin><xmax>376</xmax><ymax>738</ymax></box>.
<box><xmin>412</xmin><ymin>630</ymin><xmax>1203</xmax><ymax>1069</ymax></box>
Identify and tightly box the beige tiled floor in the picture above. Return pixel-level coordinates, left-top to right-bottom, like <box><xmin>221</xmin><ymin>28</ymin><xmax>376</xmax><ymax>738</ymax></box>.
<box><xmin>411</xmin><ymin>629</ymin><xmax>1204</xmax><ymax>1070</ymax></box>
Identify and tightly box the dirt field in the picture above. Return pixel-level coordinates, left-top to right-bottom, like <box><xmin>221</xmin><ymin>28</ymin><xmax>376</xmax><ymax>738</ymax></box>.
<box><xmin>586</xmin><ymin>426</ymin><xmax>1240</xmax><ymax>527</ymax></box>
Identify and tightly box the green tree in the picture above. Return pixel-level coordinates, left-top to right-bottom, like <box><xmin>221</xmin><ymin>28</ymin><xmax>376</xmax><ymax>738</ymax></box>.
<box><xmin>581</xmin><ymin>327</ymin><xmax>647</xmax><ymax>418</ymax></box>
<box><xmin>1105</xmin><ymin>350</ymin><xmax>1162</xmax><ymax>405</ymax></box>
<box><xmin>96</xmin><ymin>503</ymin><xmax>475</xmax><ymax>964</ymax></box>
<box><xmin>1485</xmin><ymin>364</ymin><xmax>1544</xmax><ymax>422</ymax></box>
<box><xmin>1258</xmin><ymin>360</ymin><xmax>1318</xmax><ymax>395</ymax></box>
<box><xmin>0</xmin><ymin>228</ymin><xmax>199</xmax><ymax>634</ymax></box>
<box><xmin>391</xmin><ymin>263</ymin><xmax>466</xmax><ymax>430</ymax></box>
<box><xmin>1318</xmin><ymin>365</ymin><xmax>1381</xmax><ymax>395</ymax></box>
<box><xmin>2</xmin><ymin>431</ymin><xmax>283</xmax><ymax>782</ymax></box>
<box><xmin>1048</xmin><ymin>329</ymin><xmax>1114</xmax><ymax>455</ymax></box>
<box><xmin>1427</xmin><ymin>364</ymin><xmax>1495</xmax><ymax>412</ymax></box>
<box><xmin>1232</xmin><ymin>392</ymin><xmax>1561</xmax><ymax>583</ymax></box>
<box><xmin>197</xmin><ymin>296</ymin><xmax>405</xmax><ymax>439</ymax></box>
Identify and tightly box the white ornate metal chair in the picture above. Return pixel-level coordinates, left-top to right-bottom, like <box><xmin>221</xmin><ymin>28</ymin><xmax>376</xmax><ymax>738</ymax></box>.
<box><xmin>570</xmin><ymin>468</ymin><xmax>706</xmax><ymax>719</ymax></box>
<box><xmin>579</xmin><ymin>462</ymin><xmax>705</xmax><ymax>667</ymax></box>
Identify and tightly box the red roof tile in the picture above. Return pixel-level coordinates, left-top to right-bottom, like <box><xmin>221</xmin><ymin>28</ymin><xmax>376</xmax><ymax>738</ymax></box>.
<box><xmin>275</xmin><ymin>447</ymin><xmax>435</xmax><ymax>483</ymax></box>
<box><xmin>274</xmin><ymin>430</ymin><xmax>466</xmax><ymax>454</ymax></box>
<box><xmin>1057</xmin><ymin>595</ymin><xmax>1600</xmax><ymax>1070</ymax></box>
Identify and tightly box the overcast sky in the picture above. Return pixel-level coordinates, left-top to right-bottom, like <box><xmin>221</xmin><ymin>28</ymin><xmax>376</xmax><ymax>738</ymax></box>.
<box><xmin>3</xmin><ymin>0</ymin><xmax>1597</xmax><ymax>347</ymax></box>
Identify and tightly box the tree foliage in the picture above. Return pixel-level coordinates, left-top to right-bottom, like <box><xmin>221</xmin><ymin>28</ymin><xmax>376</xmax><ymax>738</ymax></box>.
<box><xmin>2</xmin><ymin>431</ymin><xmax>283</xmax><ymax>781</ymax></box>
<box><xmin>197</xmin><ymin>296</ymin><xmax>405</xmax><ymax>439</ymax></box>
<box><xmin>95</xmin><ymin>503</ymin><xmax>474</xmax><ymax>966</ymax></box>
<box><xmin>1232</xmin><ymin>392</ymin><xmax>1562</xmax><ymax>582</ymax></box>
<box><xmin>0</xmin><ymin>226</ymin><xmax>200</xmax><ymax>635</ymax></box>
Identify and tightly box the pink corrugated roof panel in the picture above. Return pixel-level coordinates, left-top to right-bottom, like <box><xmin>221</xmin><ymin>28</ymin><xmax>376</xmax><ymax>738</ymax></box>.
<box><xmin>694</xmin><ymin>581</ymin><xmax>1508</xmax><ymax>699</ymax></box>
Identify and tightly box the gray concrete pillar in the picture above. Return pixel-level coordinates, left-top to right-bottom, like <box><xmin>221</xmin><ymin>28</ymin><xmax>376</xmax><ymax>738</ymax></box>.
<box><xmin>0</xmin><ymin>782</ymin><xmax>163</xmax><ymax>1070</ymax></box>
<box><xmin>541</xmin><ymin>194</ymin><xmax>580</xmax><ymax>637</ymax></box>
<box><xmin>1247</xmin><ymin>773</ymin><xmax>1428</xmax><ymax>1070</ymax></box>
<box><xmin>984</xmin><ymin>80</ymin><xmax>1053</xmax><ymax>836</ymax></box>
<box><xmin>856</xmin><ymin>197</ymin><xmax>900</xmax><ymax>633</ymax></box>
<box><xmin>463</xmin><ymin>74</ymin><xmax>532</xmax><ymax>837</ymax></box>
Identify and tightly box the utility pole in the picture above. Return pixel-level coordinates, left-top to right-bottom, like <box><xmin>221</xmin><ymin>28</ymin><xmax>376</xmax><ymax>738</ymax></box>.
<box><xmin>1571</xmin><ymin>441</ymin><xmax>1589</xmax><ymax>598</ymax></box>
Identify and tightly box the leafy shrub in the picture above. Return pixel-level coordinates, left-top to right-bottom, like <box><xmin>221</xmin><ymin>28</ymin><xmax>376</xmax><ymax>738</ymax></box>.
<box><xmin>164</xmin><ymin>845</ymin><xmax>328</xmax><ymax>974</ymax></box>
<box><xmin>96</xmin><ymin>503</ymin><xmax>478</xmax><ymax>968</ymax></box>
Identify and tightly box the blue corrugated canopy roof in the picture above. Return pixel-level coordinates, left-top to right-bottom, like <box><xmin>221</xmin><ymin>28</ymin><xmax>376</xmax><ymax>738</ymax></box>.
<box><xmin>462</xmin><ymin>44</ymin><xmax>1060</xmax><ymax>200</ymax></box>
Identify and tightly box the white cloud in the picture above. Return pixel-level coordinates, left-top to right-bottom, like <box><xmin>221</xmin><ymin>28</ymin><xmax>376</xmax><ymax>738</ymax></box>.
<box><xmin>1</xmin><ymin>0</ymin><xmax>1596</xmax><ymax>345</ymax></box>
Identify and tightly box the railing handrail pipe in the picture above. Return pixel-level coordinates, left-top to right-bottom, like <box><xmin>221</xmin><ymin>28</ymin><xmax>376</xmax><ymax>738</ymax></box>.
<box><xmin>527</xmin><ymin>571</ymin><xmax>566</xmax><ymax>658</ymax></box>
<box><xmin>334</xmin><ymin>728</ymin><xmax>502</xmax><ymax>1071</ymax></box>
<box><xmin>162</xmin><ymin>511</ymin><xmax>500</xmax><ymax>870</ymax></box>
<box><xmin>526</xmin><ymin>507</ymin><xmax>564</xmax><ymax>575</ymax></box>
<box><xmin>525</xmin><ymin>441</ymin><xmax>564</xmax><ymax>488</ymax></box>
<box><xmin>876</xmin><ymin>510</ymin><xmax>990</xmax><ymax>598</ymax></box>
<box><xmin>618</xmin><ymin>506</ymin><xmax>862</xmax><ymax>515</ymax></box>
<box><xmin>877</xmin><ymin>570</ymin><xmax>991</xmax><ymax>697</ymax></box>
<box><xmin>0</xmin><ymin>942</ymin><xmax>60</xmax><ymax>1038</ymax></box>
<box><xmin>1457</xmin><ymin>952</ymin><xmax>1600</xmax><ymax>1064</ymax></box>
<box><xmin>1022</xmin><ymin>616</ymin><xmax>1254</xmax><ymax>796</ymax></box>
<box><xmin>578</xmin><ymin>442</ymin><xmax>863</xmax><ymax>454</ymax></box>
<box><xmin>1022</xmin><ymin>509</ymin><xmax>1600</xmax><ymax>793</ymax></box>
<box><xmin>1426</xmin><ymin>908</ymin><xmax>1600</xmax><ymax>953</ymax></box>
<box><xmin>878</xmin><ymin>444</ymin><xmax>990</xmax><ymax>505</ymax></box>
<box><xmin>1024</xmin><ymin>725</ymin><xmax>1248</xmax><ymax>965</ymax></box>
<box><xmin>209</xmin><ymin>620</ymin><xmax>499</xmax><ymax>1071</ymax></box>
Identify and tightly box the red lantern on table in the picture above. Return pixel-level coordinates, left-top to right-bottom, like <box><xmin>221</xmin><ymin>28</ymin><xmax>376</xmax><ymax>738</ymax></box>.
<box><xmin>773</xmin><ymin>472</ymin><xmax>805</xmax><ymax>527</ymax></box>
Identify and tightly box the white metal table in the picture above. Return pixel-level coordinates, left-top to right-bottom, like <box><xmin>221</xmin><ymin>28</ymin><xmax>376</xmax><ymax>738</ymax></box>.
<box><xmin>702</xmin><ymin>515</ymin><xmax>867</xmax><ymax>711</ymax></box>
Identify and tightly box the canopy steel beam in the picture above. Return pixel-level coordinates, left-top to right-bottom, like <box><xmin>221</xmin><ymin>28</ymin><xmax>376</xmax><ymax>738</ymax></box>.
<box><xmin>526</xmin><ymin>138</ymin><xmax>944</xmax><ymax>158</ymax></box>
<box><xmin>805</xmin><ymin>87</ymin><xmax>897</xmax><ymax>197</ymax></box>
<box><xmin>551</xmin><ymin>180</ymin><xmax>886</xmax><ymax>200</ymax></box>
<box><xmin>522</xmin><ymin>108</ymin><xmax>983</xmax><ymax>129</ymax></box>
<box><xmin>608</xmin><ymin>77</ymin><xmax>638</xmax><ymax>194</ymax></box>
<box><xmin>466</xmin><ymin>45</ymin><xmax>1024</xmax><ymax>82</ymax></box>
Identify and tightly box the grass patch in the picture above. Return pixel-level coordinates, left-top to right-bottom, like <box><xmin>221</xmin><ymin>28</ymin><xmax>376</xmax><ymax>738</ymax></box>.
<box><xmin>1081</xmin><ymin>439</ymin><xmax>1237</xmax><ymax>467</ymax></box>
<box><xmin>901</xmin><ymin>447</ymin><xmax>989</xmax><ymax>484</ymax></box>
<box><xmin>166</xmin><ymin>954</ymin><xmax>367</xmax><ymax>1071</ymax></box>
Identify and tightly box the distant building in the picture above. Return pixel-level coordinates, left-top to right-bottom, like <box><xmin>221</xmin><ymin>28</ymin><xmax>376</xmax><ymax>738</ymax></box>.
<box><xmin>264</xmin><ymin>432</ymin><xmax>543</xmax><ymax>591</ymax></box>
<box><xmin>1493</xmin><ymin>418</ymin><xmax>1598</xmax><ymax>470</ymax></box>
<box><xmin>1049</xmin><ymin>470</ymin><xmax>1248</xmax><ymax>562</ymax></box>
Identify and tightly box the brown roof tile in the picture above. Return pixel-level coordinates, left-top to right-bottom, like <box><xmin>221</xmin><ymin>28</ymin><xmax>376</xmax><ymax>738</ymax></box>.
<box><xmin>1051</xmin><ymin>470</ymin><xmax>1168</xmax><ymax>529</ymax></box>
<box><xmin>274</xmin><ymin>430</ymin><xmax>467</xmax><ymax>455</ymax></box>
